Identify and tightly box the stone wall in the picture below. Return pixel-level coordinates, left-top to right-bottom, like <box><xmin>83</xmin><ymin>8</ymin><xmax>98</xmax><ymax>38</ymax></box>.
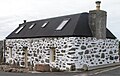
<box><xmin>5</xmin><ymin>37</ymin><xmax>119</xmax><ymax>70</ymax></box>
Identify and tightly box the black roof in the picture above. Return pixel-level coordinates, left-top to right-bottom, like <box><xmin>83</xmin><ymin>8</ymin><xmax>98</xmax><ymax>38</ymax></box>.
<box><xmin>6</xmin><ymin>13</ymin><xmax>116</xmax><ymax>39</ymax></box>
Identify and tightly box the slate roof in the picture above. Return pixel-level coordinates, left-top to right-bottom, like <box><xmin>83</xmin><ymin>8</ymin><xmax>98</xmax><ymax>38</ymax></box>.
<box><xmin>6</xmin><ymin>13</ymin><xmax>116</xmax><ymax>39</ymax></box>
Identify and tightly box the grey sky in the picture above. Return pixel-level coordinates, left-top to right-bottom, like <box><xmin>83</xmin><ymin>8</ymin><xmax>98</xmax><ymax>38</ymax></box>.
<box><xmin>0</xmin><ymin>0</ymin><xmax>120</xmax><ymax>40</ymax></box>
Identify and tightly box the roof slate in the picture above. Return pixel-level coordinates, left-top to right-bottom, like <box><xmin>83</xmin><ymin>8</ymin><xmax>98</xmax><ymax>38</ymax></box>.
<box><xmin>6</xmin><ymin>13</ymin><xmax>116</xmax><ymax>39</ymax></box>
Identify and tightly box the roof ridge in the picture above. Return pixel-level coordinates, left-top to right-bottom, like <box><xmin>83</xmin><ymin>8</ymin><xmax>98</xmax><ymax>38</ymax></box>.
<box><xmin>21</xmin><ymin>13</ymin><xmax>86</xmax><ymax>24</ymax></box>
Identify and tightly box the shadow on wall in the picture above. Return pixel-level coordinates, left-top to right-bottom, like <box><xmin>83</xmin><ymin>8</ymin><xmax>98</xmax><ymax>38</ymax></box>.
<box><xmin>119</xmin><ymin>41</ymin><xmax>120</xmax><ymax>56</ymax></box>
<box><xmin>0</xmin><ymin>41</ymin><xmax>3</xmax><ymax>64</ymax></box>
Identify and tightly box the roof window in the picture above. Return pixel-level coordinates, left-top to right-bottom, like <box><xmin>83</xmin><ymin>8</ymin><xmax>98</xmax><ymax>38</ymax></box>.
<box><xmin>56</xmin><ymin>18</ymin><xmax>70</xmax><ymax>30</ymax></box>
<box><xmin>41</xmin><ymin>21</ymin><xmax>49</xmax><ymax>28</ymax></box>
<box><xmin>29</xmin><ymin>23</ymin><xmax>36</xmax><ymax>29</ymax></box>
<box><xmin>15</xmin><ymin>25</ymin><xmax>24</xmax><ymax>34</ymax></box>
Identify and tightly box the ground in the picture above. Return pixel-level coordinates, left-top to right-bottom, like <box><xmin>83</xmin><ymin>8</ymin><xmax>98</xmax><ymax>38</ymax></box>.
<box><xmin>0</xmin><ymin>65</ymin><xmax>120</xmax><ymax>76</ymax></box>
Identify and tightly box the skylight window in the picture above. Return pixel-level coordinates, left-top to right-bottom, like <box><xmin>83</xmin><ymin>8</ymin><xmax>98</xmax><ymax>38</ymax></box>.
<box><xmin>29</xmin><ymin>23</ymin><xmax>36</xmax><ymax>29</ymax></box>
<box><xmin>41</xmin><ymin>21</ymin><xmax>49</xmax><ymax>28</ymax></box>
<box><xmin>15</xmin><ymin>25</ymin><xmax>24</xmax><ymax>34</ymax></box>
<box><xmin>56</xmin><ymin>18</ymin><xmax>70</xmax><ymax>30</ymax></box>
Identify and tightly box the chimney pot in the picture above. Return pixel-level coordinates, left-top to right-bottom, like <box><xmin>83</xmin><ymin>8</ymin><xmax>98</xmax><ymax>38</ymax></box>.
<box><xmin>96</xmin><ymin>1</ymin><xmax>101</xmax><ymax>10</ymax></box>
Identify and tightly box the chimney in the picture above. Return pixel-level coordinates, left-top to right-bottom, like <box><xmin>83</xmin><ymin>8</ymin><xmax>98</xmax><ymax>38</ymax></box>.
<box><xmin>23</xmin><ymin>20</ymin><xmax>27</xmax><ymax>23</ymax></box>
<box><xmin>89</xmin><ymin>1</ymin><xmax>107</xmax><ymax>39</ymax></box>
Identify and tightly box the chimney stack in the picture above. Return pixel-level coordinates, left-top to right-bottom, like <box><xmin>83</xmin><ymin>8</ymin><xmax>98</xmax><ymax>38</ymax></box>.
<box><xmin>89</xmin><ymin>1</ymin><xmax>107</xmax><ymax>39</ymax></box>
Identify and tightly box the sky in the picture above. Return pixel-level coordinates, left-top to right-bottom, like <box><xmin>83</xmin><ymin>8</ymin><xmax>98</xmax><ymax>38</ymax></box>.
<box><xmin>0</xmin><ymin>0</ymin><xmax>120</xmax><ymax>40</ymax></box>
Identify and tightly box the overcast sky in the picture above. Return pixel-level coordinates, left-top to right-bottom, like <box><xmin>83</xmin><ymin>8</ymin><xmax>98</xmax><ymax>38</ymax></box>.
<box><xmin>0</xmin><ymin>0</ymin><xmax>120</xmax><ymax>40</ymax></box>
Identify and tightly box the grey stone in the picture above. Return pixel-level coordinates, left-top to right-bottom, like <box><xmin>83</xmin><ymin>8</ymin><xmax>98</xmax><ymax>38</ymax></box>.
<box><xmin>109</xmin><ymin>51</ymin><xmax>113</xmax><ymax>54</ymax></box>
<box><xmin>61</xmin><ymin>50</ymin><xmax>65</xmax><ymax>53</ymax></box>
<box><xmin>72</xmin><ymin>57</ymin><xmax>78</xmax><ymax>59</ymax></box>
<box><xmin>99</xmin><ymin>62</ymin><xmax>102</xmax><ymax>64</ymax></box>
<box><xmin>88</xmin><ymin>45</ymin><xmax>92</xmax><ymax>48</ymax></box>
<box><xmin>70</xmin><ymin>64</ymin><xmax>76</xmax><ymax>71</ymax></box>
<box><xmin>81</xmin><ymin>46</ymin><xmax>86</xmax><ymax>50</ymax></box>
<box><xmin>85</xmin><ymin>50</ymin><xmax>89</xmax><ymax>54</ymax></box>
<box><xmin>106</xmin><ymin>58</ymin><xmax>108</xmax><ymax>60</ymax></box>
<box><xmin>93</xmin><ymin>51</ymin><xmax>97</xmax><ymax>53</ymax></box>
<box><xmin>114</xmin><ymin>50</ymin><xmax>117</xmax><ymax>53</ymax></box>
<box><xmin>101</xmin><ymin>53</ymin><xmax>105</xmax><ymax>58</ymax></box>
<box><xmin>22</xmin><ymin>52</ymin><xmax>25</xmax><ymax>55</ymax></box>
<box><xmin>41</xmin><ymin>60</ymin><xmax>44</xmax><ymax>63</ymax></box>
<box><xmin>75</xmin><ymin>45</ymin><xmax>79</xmax><ymax>47</ymax></box>
<box><xmin>21</xmin><ymin>62</ymin><xmax>25</xmax><ymax>65</ymax></box>
<box><xmin>69</xmin><ymin>48</ymin><xmax>76</xmax><ymax>51</ymax></box>
<box><xmin>27</xmin><ymin>53</ymin><xmax>31</xmax><ymax>56</ymax></box>
<box><xmin>92</xmin><ymin>54</ymin><xmax>94</xmax><ymax>57</ymax></box>
<box><xmin>78</xmin><ymin>52</ymin><xmax>83</xmax><ymax>55</ymax></box>
<box><xmin>34</xmin><ymin>53</ymin><xmax>37</xmax><ymax>57</ymax></box>
<box><xmin>68</xmin><ymin>52</ymin><xmax>75</xmax><ymax>54</ymax></box>
<box><xmin>94</xmin><ymin>48</ymin><xmax>97</xmax><ymax>50</ymax></box>
<box><xmin>67</xmin><ymin>56</ymin><xmax>70</xmax><ymax>58</ymax></box>
<box><xmin>87</xmin><ymin>55</ymin><xmax>91</xmax><ymax>59</ymax></box>
<box><xmin>57</xmin><ymin>54</ymin><xmax>63</xmax><ymax>56</ymax></box>
<box><xmin>56</xmin><ymin>51</ymin><xmax>60</xmax><ymax>53</ymax></box>
<box><xmin>67</xmin><ymin>63</ymin><xmax>73</xmax><ymax>65</ymax></box>
<box><xmin>110</xmin><ymin>56</ymin><xmax>114</xmax><ymax>60</ymax></box>
<box><xmin>115</xmin><ymin>56</ymin><xmax>118</xmax><ymax>60</ymax></box>
<box><xmin>91</xmin><ymin>62</ymin><xmax>94</xmax><ymax>64</ymax></box>
<box><xmin>103</xmin><ymin>49</ymin><xmax>106</xmax><ymax>52</ymax></box>
<box><xmin>45</xmin><ymin>59</ymin><xmax>49</xmax><ymax>63</ymax></box>
<box><xmin>99</xmin><ymin>50</ymin><xmax>102</xmax><ymax>52</ymax></box>
<box><xmin>64</xmin><ymin>45</ymin><xmax>67</xmax><ymax>48</ymax></box>
<box><xmin>35</xmin><ymin>58</ymin><xmax>39</xmax><ymax>62</ymax></box>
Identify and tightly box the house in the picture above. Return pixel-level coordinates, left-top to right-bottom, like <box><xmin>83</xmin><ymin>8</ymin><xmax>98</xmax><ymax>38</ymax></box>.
<box><xmin>4</xmin><ymin>1</ymin><xmax>119</xmax><ymax>71</ymax></box>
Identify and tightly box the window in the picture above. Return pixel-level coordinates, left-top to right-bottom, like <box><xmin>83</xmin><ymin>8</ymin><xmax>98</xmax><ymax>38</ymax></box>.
<box><xmin>15</xmin><ymin>25</ymin><xmax>24</xmax><ymax>34</ymax></box>
<box><xmin>50</xmin><ymin>48</ymin><xmax>56</xmax><ymax>62</ymax></box>
<box><xmin>10</xmin><ymin>47</ymin><xmax>12</xmax><ymax>58</ymax></box>
<box><xmin>23</xmin><ymin>47</ymin><xmax>28</xmax><ymax>68</ymax></box>
<box><xmin>29</xmin><ymin>23</ymin><xmax>36</xmax><ymax>29</ymax></box>
<box><xmin>56</xmin><ymin>18</ymin><xmax>70</xmax><ymax>30</ymax></box>
<box><xmin>41</xmin><ymin>21</ymin><xmax>49</xmax><ymax>28</ymax></box>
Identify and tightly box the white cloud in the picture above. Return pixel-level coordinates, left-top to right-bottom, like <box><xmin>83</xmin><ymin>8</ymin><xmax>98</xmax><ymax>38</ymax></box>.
<box><xmin>0</xmin><ymin>0</ymin><xmax>120</xmax><ymax>40</ymax></box>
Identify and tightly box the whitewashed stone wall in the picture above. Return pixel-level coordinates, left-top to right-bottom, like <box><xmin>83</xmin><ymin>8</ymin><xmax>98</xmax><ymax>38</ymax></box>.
<box><xmin>5</xmin><ymin>37</ymin><xmax>119</xmax><ymax>70</ymax></box>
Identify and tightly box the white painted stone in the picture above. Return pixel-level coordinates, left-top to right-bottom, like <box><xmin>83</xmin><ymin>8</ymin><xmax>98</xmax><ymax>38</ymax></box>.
<box><xmin>5</xmin><ymin>37</ymin><xmax>119</xmax><ymax>70</ymax></box>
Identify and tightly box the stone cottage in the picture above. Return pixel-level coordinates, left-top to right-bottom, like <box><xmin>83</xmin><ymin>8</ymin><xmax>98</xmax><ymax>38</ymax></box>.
<box><xmin>4</xmin><ymin>1</ymin><xmax>119</xmax><ymax>71</ymax></box>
